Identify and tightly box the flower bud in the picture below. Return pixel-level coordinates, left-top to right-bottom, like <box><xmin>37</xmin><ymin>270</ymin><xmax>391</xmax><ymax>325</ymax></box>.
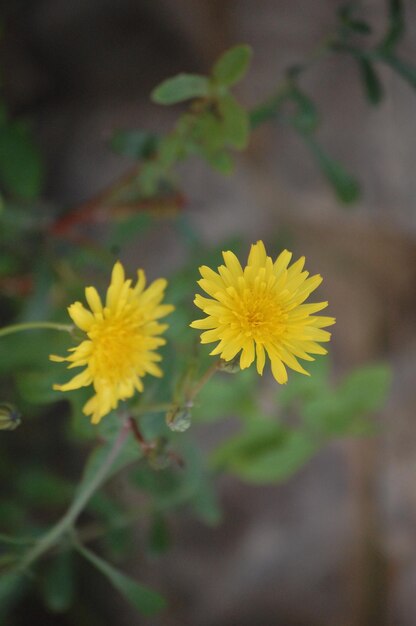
<box><xmin>218</xmin><ymin>355</ymin><xmax>240</xmax><ymax>374</ymax></box>
<box><xmin>0</xmin><ymin>403</ymin><xmax>21</xmax><ymax>431</ymax></box>
<box><xmin>166</xmin><ymin>404</ymin><xmax>192</xmax><ymax>432</ymax></box>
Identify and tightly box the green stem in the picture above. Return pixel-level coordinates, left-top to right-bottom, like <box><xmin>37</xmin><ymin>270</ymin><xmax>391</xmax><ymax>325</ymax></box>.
<box><xmin>0</xmin><ymin>322</ymin><xmax>73</xmax><ymax>339</ymax></box>
<box><xmin>186</xmin><ymin>359</ymin><xmax>221</xmax><ymax>404</ymax></box>
<box><xmin>17</xmin><ymin>418</ymin><xmax>131</xmax><ymax>573</ymax></box>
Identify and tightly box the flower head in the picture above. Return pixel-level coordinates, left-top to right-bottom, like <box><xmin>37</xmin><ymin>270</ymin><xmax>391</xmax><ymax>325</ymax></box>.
<box><xmin>51</xmin><ymin>261</ymin><xmax>174</xmax><ymax>424</ymax></box>
<box><xmin>190</xmin><ymin>241</ymin><xmax>335</xmax><ymax>383</ymax></box>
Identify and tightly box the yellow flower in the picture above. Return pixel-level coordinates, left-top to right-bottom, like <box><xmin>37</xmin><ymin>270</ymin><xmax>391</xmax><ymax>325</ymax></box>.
<box><xmin>51</xmin><ymin>261</ymin><xmax>174</xmax><ymax>424</ymax></box>
<box><xmin>190</xmin><ymin>241</ymin><xmax>335</xmax><ymax>383</ymax></box>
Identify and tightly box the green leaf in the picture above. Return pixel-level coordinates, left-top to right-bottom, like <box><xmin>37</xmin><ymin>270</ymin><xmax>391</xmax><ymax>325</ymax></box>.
<box><xmin>110</xmin><ymin>130</ymin><xmax>159</xmax><ymax>159</ymax></box>
<box><xmin>77</xmin><ymin>543</ymin><xmax>166</xmax><ymax>616</ymax></box>
<box><xmin>380</xmin><ymin>0</ymin><xmax>404</xmax><ymax>53</ymax></box>
<box><xmin>358</xmin><ymin>58</ymin><xmax>384</xmax><ymax>105</ymax></box>
<box><xmin>151</xmin><ymin>74</ymin><xmax>210</xmax><ymax>105</ymax></box>
<box><xmin>218</xmin><ymin>94</ymin><xmax>250</xmax><ymax>149</ymax></box>
<box><xmin>158</xmin><ymin>134</ymin><xmax>186</xmax><ymax>167</ymax></box>
<box><xmin>212</xmin><ymin>420</ymin><xmax>318</xmax><ymax>483</ymax></box>
<box><xmin>338</xmin><ymin>363</ymin><xmax>391</xmax><ymax>417</ymax></box>
<box><xmin>41</xmin><ymin>551</ymin><xmax>74</xmax><ymax>613</ymax></box>
<box><xmin>302</xmin><ymin>364</ymin><xmax>390</xmax><ymax>437</ymax></box>
<box><xmin>0</xmin><ymin>122</ymin><xmax>43</xmax><ymax>199</ymax></box>
<box><xmin>276</xmin><ymin>357</ymin><xmax>330</xmax><ymax>409</ymax></box>
<box><xmin>301</xmin><ymin>134</ymin><xmax>360</xmax><ymax>204</ymax></box>
<box><xmin>191</xmin><ymin>111</ymin><xmax>224</xmax><ymax>154</ymax></box>
<box><xmin>212</xmin><ymin>45</ymin><xmax>252</xmax><ymax>87</ymax></box>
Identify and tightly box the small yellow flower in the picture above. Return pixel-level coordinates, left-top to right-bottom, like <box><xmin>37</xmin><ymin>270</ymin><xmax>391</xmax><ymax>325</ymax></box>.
<box><xmin>190</xmin><ymin>241</ymin><xmax>335</xmax><ymax>383</ymax></box>
<box><xmin>51</xmin><ymin>261</ymin><xmax>174</xmax><ymax>424</ymax></box>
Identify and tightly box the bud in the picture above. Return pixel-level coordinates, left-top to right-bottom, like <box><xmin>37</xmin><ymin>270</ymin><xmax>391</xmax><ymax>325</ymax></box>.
<box><xmin>0</xmin><ymin>403</ymin><xmax>21</xmax><ymax>431</ymax></box>
<box><xmin>218</xmin><ymin>355</ymin><xmax>240</xmax><ymax>374</ymax></box>
<box><xmin>166</xmin><ymin>403</ymin><xmax>192</xmax><ymax>433</ymax></box>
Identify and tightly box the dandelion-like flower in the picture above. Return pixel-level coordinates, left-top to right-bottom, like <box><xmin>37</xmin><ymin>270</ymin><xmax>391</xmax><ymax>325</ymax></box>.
<box><xmin>190</xmin><ymin>241</ymin><xmax>335</xmax><ymax>383</ymax></box>
<box><xmin>51</xmin><ymin>261</ymin><xmax>174</xmax><ymax>424</ymax></box>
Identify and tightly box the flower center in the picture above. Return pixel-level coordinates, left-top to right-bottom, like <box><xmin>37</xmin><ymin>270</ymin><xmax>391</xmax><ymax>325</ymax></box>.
<box><xmin>88</xmin><ymin>312</ymin><xmax>144</xmax><ymax>383</ymax></box>
<box><xmin>233</xmin><ymin>289</ymin><xmax>286</xmax><ymax>342</ymax></box>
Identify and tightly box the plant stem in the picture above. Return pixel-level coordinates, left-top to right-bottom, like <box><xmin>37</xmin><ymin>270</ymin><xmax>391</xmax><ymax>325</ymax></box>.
<box><xmin>17</xmin><ymin>418</ymin><xmax>131</xmax><ymax>573</ymax></box>
<box><xmin>0</xmin><ymin>322</ymin><xmax>73</xmax><ymax>339</ymax></box>
<box><xmin>186</xmin><ymin>359</ymin><xmax>221</xmax><ymax>404</ymax></box>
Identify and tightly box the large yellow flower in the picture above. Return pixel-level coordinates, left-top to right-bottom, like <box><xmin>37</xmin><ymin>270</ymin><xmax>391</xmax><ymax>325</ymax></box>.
<box><xmin>190</xmin><ymin>241</ymin><xmax>335</xmax><ymax>383</ymax></box>
<box><xmin>51</xmin><ymin>261</ymin><xmax>174</xmax><ymax>424</ymax></box>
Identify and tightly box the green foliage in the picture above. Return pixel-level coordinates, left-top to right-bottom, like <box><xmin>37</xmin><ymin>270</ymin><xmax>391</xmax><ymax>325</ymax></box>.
<box><xmin>76</xmin><ymin>542</ymin><xmax>166</xmax><ymax>616</ymax></box>
<box><xmin>151</xmin><ymin>74</ymin><xmax>210</xmax><ymax>105</ymax></box>
<box><xmin>110</xmin><ymin>130</ymin><xmax>159</xmax><ymax>159</ymax></box>
<box><xmin>0</xmin><ymin>8</ymin><xmax>406</xmax><ymax>621</ymax></box>
<box><xmin>130</xmin><ymin>438</ymin><xmax>221</xmax><ymax>525</ymax></box>
<box><xmin>212</xmin><ymin>44</ymin><xmax>252</xmax><ymax>86</ymax></box>
<box><xmin>211</xmin><ymin>360</ymin><xmax>390</xmax><ymax>484</ymax></box>
<box><xmin>212</xmin><ymin>419</ymin><xmax>318</xmax><ymax>483</ymax></box>
<box><xmin>218</xmin><ymin>94</ymin><xmax>250</xmax><ymax>149</ymax></box>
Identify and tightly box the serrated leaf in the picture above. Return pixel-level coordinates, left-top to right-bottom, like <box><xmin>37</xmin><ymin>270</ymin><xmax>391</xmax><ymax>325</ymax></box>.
<box><xmin>77</xmin><ymin>543</ymin><xmax>166</xmax><ymax>616</ymax></box>
<box><xmin>212</xmin><ymin>45</ymin><xmax>252</xmax><ymax>86</ymax></box>
<box><xmin>358</xmin><ymin>58</ymin><xmax>384</xmax><ymax>105</ymax></box>
<box><xmin>301</xmin><ymin>134</ymin><xmax>360</xmax><ymax>204</ymax></box>
<box><xmin>0</xmin><ymin>122</ymin><xmax>43</xmax><ymax>199</ymax></box>
<box><xmin>151</xmin><ymin>74</ymin><xmax>209</xmax><ymax>105</ymax></box>
<box><xmin>218</xmin><ymin>94</ymin><xmax>250</xmax><ymax>149</ymax></box>
<box><xmin>110</xmin><ymin>130</ymin><xmax>159</xmax><ymax>159</ymax></box>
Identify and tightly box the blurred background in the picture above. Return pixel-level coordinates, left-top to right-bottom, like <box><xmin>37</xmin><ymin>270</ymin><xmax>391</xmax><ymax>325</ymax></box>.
<box><xmin>1</xmin><ymin>1</ymin><xmax>416</xmax><ymax>625</ymax></box>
